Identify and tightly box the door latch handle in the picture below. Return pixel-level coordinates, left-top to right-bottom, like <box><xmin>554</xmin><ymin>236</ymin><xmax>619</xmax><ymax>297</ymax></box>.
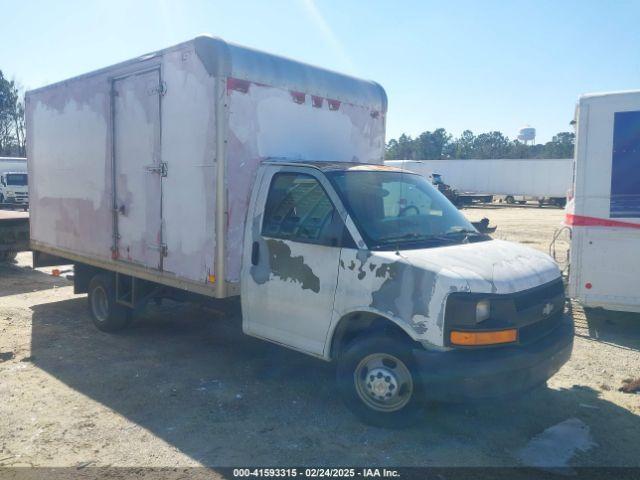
<box><xmin>251</xmin><ymin>241</ymin><xmax>260</xmax><ymax>265</ymax></box>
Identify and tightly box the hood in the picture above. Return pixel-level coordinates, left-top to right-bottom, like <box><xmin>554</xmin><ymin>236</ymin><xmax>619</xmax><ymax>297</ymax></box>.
<box><xmin>399</xmin><ymin>239</ymin><xmax>561</xmax><ymax>294</ymax></box>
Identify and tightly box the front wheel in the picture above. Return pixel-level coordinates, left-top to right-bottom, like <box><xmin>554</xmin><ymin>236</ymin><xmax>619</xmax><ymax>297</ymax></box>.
<box><xmin>337</xmin><ymin>335</ymin><xmax>421</xmax><ymax>428</ymax></box>
<box><xmin>87</xmin><ymin>273</ymin><xmax>132</xmax><ymax>332</ymax></box>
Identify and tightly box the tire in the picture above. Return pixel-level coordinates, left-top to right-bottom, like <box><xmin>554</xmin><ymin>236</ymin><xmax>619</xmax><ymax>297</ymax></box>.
<box><xmin>0</xmin><ymin>251</ymin><xmax>17</xmax><ymax>263</ymax></box>
<box><xmin>336</xmin><ymin>335</ymin><xmax>421</xmax><ymax>428</ymax></box>
<box><xmin>87</xmin><ymin>273</ymin><xmax>132</xmax><ymax>332</ymax></box>
<box><xmin>505</xmin><ymin>196</ymin><xmax>515</xmax><ymax>204</ymax></box>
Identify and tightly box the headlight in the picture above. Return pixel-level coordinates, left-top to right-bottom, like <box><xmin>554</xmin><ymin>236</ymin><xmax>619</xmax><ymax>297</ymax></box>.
<box><xmin>475</xmin><ymin>300</ymin><xmax>491</xmax><ymax>322</ymax></box>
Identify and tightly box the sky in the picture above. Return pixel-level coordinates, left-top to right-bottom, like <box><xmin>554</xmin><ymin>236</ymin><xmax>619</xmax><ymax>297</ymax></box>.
<box><xmin>2</xmin><ymin>0</ymin><xmax>639</xmax><ymax>143</ymax></box>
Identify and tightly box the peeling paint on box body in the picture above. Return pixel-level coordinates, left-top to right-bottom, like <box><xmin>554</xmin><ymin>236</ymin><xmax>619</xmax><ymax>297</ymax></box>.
<box><xmin>26</xmin><ymin>72</ymin><xmax>114</xmax><ymax>262</ymax></box>
<box><xmin>26</xmin><ymin>36</ymin><xmax>387</xmax><ymax>298</ymax></box>
<box><xmin>27</xmin><ymin>45</ymin><xmax>218</xmax><ymax>284</ymax></box>
<box><xmin>225</xmin><ymin>82</ymin><xmax>385</xmax><ymax>283</ymax></box>
<box><xmin>160</xmin><ymin>48</ymin><xmax>217</xmax><ymax>280</ymax></box>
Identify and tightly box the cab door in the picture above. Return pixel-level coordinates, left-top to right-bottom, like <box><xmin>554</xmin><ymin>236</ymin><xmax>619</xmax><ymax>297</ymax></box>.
<box><xmin>241</xmin><ymin>166</ymin><xmax>353</xmax><ymax>356</ymax></box>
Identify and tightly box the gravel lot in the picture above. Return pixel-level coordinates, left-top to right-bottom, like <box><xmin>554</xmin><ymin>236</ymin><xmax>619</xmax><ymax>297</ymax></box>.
<box><xmin>0</xmin><ymin>204</ymin><xmax>638</xmax><ymax>470</ymax></box>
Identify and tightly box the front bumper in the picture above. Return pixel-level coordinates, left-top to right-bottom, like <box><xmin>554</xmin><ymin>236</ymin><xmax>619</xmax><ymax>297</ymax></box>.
<box><xmin>4</xmin><ymin>196</ymin><xmax>28</xmax><ymax>204</ymax></box>
<box><xmin>413</xmin><ymin>314</ymin><xmax>573</xmax><ymax>402</ymax></box>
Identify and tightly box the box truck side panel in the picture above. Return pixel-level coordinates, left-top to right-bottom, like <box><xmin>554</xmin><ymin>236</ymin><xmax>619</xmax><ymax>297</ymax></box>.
<box><xmin>27</xmin><ymin>73</ymin><xmax>114</xmax><ymax>261</ymax></box>
<box><xmin>26</xmin><ymin>46</ymin><xmax>219</xmax><ymax>291</ymax></box>
<box><xmin>160</xmin><ymin>48</ymin><xmax>218</xmax><ymax>282</ymax></box>
<box><xmin>27</xmin><ymin>36</ymin><xmax>387</xmax><ymax>295</ymax></box>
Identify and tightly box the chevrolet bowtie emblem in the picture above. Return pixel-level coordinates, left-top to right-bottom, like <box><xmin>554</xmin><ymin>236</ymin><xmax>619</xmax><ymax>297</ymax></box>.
<box><xmin>542</xmin><ymin>302</ymin><xmax>554</xmax><ymax>316</ymax></box>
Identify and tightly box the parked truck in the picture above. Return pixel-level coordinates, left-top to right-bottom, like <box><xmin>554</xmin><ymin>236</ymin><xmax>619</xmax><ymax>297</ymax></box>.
<box><xmin>26</xmin><ymin>36</ymin><xmax>573</xmax><ymax>426</ymax></box>
<box><xmin>387</xmin><ymin>158</ymin><xmax>573</xmax><ymax>207</ymax></box>
<box><xmin>562</xmin><ymin>90</ymin><xmax>640</xmax><ymax>313</ymax></box>
<box><xmin>0</xmin><ymin>210</ymin><xmax>29</xmax><ymax>262</ymax></box>
<box><xmin>0</xmin><ymin>157</ymin><xmax>29</xmax><ymax>207</ymax></box>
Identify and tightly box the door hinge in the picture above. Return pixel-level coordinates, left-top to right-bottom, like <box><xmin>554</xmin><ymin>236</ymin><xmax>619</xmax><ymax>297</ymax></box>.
<box><xmin>145</xmin><ymin>162</ymin><xmax>168</xmax><ymax>177</ymax></box>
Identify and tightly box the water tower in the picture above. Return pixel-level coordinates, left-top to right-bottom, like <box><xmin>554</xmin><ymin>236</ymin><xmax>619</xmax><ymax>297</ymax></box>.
<box><xmin>517</xmin><ymin>125</ymin><xmax>536</xmax><ymax>145</ymax></box>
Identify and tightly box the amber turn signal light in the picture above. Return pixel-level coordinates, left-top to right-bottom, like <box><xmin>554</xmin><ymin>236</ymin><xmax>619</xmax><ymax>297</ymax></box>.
<box><xmin>450</xmin><ymin>329</ymin><xmax>517</xmax><ymax>346</ymax></box>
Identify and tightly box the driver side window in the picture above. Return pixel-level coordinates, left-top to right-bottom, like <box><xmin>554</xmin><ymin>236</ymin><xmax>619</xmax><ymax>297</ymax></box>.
<box><xmin>262</xmin><ymin>172</ymin><xmax>354</xmax><ymax>248</ymax></box>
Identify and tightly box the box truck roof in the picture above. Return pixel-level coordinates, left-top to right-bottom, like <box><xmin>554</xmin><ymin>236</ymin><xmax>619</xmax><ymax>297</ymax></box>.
<box><xmin>26</xmin><ymin>35</ymin><xmax>387</xmax><ymax>114</ymax></box>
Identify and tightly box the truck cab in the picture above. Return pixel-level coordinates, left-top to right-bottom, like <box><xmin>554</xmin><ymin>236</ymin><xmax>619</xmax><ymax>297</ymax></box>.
<box><xmin>0</xmin><ymin>172</ymin><xmax>29</xmax><ymax>206</ymax></box>
<box><xmin>241</xmin><ymin>160</ymin><xmax>573</xmax><ymax>426</ymax></box>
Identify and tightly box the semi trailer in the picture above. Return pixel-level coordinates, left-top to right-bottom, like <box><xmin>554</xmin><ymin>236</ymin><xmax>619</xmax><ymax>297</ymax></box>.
<box><xmin>387</xmin><ymin>158</ymin><xmax>573</xmax><ymax>207</ymax></box>
<box><xmin>26</xmin><ymin>36</ymin><xmax>573</xmax><ymax>426</ymax></box>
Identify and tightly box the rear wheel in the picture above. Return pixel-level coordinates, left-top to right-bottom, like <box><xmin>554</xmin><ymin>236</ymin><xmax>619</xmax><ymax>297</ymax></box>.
<box><xmin>87</xmin><ymin>273</ymin><xmax>132</xmax><ymax>332</ymax></box>
<box><xmin>505</xmin><ymin>195</ymin><xmax>515</xmax><ymax>204</ymax></box>
<box><xmin>337</xmin><ymin>335</ymin><xmax>421</xmax><ymax>428</ymax></box>
<box><xmin>0</xmin><ymin>251</ymin><xmax>17</xmax><ymax>263</ymax></box>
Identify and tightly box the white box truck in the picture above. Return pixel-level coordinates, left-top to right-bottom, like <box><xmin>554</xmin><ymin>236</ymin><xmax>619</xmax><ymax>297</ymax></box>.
<box><xmin>26</xmin><ymin>36</ymin><xmax>572</xmax><ymax>426</ymax></box>
<box><xmin>565</xmin><ymin>90</ymin><xmax>640</xmax><ymax>313</ymax></box>
<box><xmin>0</xmin><ymin>157</ymin><xmax>29</xmax><ymax>207</ymax></box>
<box><xmin>387</xmin><ymin>158</ymin><xmax>573</xmax><ymax>206</ymax></box>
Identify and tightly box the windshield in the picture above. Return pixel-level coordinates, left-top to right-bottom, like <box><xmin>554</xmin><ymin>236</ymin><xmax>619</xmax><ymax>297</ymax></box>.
<box><xmin>6</xmin><ymin>173</ymin><xmax>28</xmax><ymax>186</ymax></box>
<box><xmin>327</xmin><ymin>170</ymin><xmax>487</xmax><ymax>250</ymax></box>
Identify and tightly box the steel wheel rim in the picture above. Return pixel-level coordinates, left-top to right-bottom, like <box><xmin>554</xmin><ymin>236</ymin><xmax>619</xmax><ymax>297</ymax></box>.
<box><xmin>91</xmin><ymin>286</ymin><xmax>109</xmax><ymax>322</ymax></box>
<box><xmin>354</xmin><ymin>352</ymin><xmax>413</xmax><ymax>412</ymax></box>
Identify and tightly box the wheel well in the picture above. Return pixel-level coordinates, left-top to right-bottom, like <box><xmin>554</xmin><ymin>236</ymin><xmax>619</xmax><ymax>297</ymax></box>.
<box><xmin>330</xmin><ymin>312</ymin><xmax>419</xmax><ymax>359</ymax></box>
<box><xmin>74</xmin><ymin>263</ymin><xmax>105</xmax><ymax>294</ymax></box>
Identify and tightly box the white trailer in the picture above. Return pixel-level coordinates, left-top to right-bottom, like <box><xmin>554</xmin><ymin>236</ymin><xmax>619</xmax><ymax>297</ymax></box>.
<box><xmin>0</xmin><ymin>157</ymin><xmax>29</xmax><ymax>206</ymax></box>
<box><xmin>386</xmin><ymin>158</ymin><xmax>573</xmax><ymax>205</ymax></box>
<box><xmin>565</xmin><ymin>90</ymin><xmax>640</xmax><ymax>313</ymax></box>
<box><xmin>28</xmin><ymin>36</ymin><xmax>572</xmax><ymax>426</ymax></box>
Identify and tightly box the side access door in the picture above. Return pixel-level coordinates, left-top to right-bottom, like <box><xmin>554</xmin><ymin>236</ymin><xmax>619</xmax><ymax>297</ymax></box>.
<box><xmin>112</xmin><ymin>68</ymin><xmax>164</xmax><ymax>269</ymax></box>
<box><xmin>241</xmin><ymin>166</ymin><xmax>354</xmax><ymax>356</ymax></box>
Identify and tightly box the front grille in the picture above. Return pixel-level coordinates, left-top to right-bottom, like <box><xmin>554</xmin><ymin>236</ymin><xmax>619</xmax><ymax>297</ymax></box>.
<box><xmin>513</xmin><ymin>278</ymin><xmax>564</xmax><ymax>312</ymax></box>
<box><xmin>519</xmin><ymin>312</ymin><xmax>563</xmax><ymax>344</ymax></box>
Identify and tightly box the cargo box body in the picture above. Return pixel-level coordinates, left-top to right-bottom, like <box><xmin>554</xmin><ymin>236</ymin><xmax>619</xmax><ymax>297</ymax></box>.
<box><xmin>567</xmin><ymin>90</ymin><xmax>640</xmax><ymax>312</ymax></box>
<box><xmin>26</xmin><ymin>36</ymin><xmax>387</xmax><ymax>297</ymax></box>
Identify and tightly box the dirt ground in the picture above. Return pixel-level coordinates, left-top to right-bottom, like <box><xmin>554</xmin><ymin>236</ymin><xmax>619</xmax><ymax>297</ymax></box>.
<box><xmin>0</xmin><ymin>204</ymin><xmax>638</xmax><ymax>470</ymax></box>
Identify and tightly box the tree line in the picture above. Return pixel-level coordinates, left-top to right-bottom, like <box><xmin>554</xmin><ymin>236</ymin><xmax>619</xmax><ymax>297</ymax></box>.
<box><xmin>0</xmin><ymin>70</ymin><xmax>26</xmax><ymax>157</ymax></box>
<box><xmin>385</xmin><ymin>129</ymin><xmax>575</xmax><ymax>160</ymax></box>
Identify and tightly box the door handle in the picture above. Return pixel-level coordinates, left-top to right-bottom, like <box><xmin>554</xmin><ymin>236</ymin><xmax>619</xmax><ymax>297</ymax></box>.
<box><xmin>251</xmin><ymin>241</ymin><xmax>260</xmax><ymax>265</ymax></box>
